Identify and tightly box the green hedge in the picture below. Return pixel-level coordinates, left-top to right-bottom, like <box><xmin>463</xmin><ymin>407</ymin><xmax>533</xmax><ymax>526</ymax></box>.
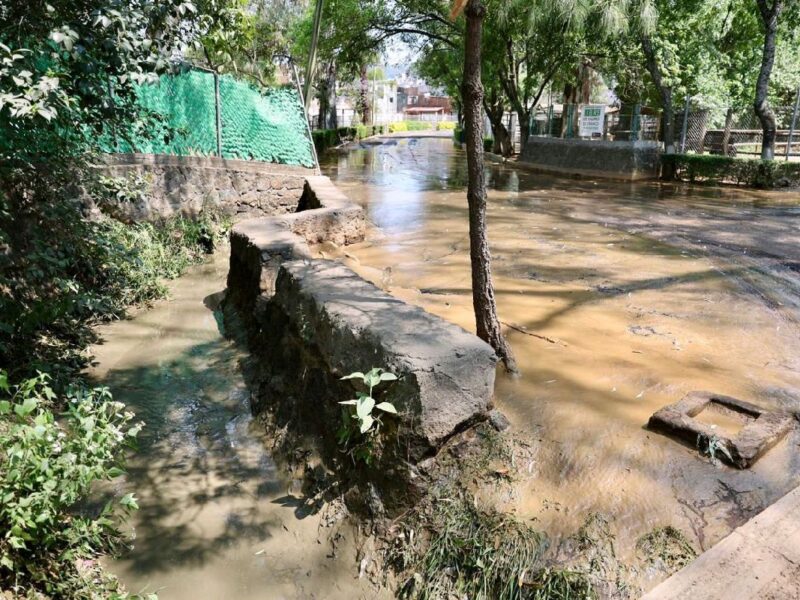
<box><xmin>311</xmin><ymin>124</ymin><xmax>386</xmax><ymax>154</ymax></box>
<box><xmin>662</xmin><ymin>154</ymin><xmax>800</xmax><ymax>188</ymax></box>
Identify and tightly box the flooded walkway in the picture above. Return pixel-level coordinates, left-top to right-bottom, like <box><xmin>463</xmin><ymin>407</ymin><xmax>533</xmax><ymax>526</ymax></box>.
<box><xmin>322</xmin><ymin>138</ymin><xmax>800</xmax><ymax>577</ymax></box>
<box><xmin>90</xmin><ymin>253</ymin><xmax>385</xmax><ymax>600</ymax></box>
<box><xmin>642</xmin><ymin>484</ymin><xmax>800</xmax><ymax>599</ymax></box>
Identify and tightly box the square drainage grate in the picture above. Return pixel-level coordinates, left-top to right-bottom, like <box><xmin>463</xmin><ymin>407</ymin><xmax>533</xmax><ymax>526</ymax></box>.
<box><xmin>648</xmin><ymin>391</ymin><xmax>795</xmax><ymax>468</ymax></box>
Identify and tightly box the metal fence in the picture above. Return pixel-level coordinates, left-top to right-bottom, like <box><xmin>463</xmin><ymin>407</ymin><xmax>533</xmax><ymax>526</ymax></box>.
<box><xmin>529</xmin><ymin>104</ymin><xmax>662</xmax><ymax>142</ymax></box>
<box><xmin>675</xmin><ymin>91</ymin><xmax>800</xmax><ymax>161</ymax></box>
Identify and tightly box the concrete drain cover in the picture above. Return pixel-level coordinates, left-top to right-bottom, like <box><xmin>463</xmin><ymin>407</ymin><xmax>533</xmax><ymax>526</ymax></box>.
<box><xmin>648</xmin><ymin>391</ymin><xmax>795</xmax><ymax>468</ymax></box>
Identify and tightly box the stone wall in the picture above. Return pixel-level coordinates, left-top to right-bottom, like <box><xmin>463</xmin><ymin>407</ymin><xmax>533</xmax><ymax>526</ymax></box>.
<box><xmin>519</xmin><ymin>137</ymin><xmax>662</xmax><ymax>180</ymax></box>
<box><xmin>95</xmin><ymin>153</ymin><xmax>317</xmax><ymax>221</ymax></box>
<box><xmin>223</xmin><ymin>177</ymin><xmax>499</xmax><ymax>500</ymax></box>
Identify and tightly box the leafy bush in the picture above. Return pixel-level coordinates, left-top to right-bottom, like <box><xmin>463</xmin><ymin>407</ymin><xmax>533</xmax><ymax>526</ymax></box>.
<box><xmin>453</xmin><ymin>126</ymin><xmax>465</xmax><ymax>144</ymax></box>
<box><xmin>661</xmin><ymin>154</ymin><xmax>800</xmax><ymax>188</ymax></box>
<box><xmin>0</xmin><ymin>372</ymin><xmax>148</xmax><ymax>598</ymax></box>
<box><xmin>436</xmin><ymin>121</ymin><xmax>457</xmax><ymax>130</ymax></box>
<box><xmin>484</xmin><ymin>138</ymin><xmax>494</xmax><ymax>152</ymax></box>
<box><xmin>389</xmin><ymin>122</ymin><xmax>409</xmax><ymax>133</ymax></box>
<box><xmin>405</xmin><ymin>121</ymin><xmax>431</xmax><ymax>131</ymax></box>
<box><xmin>0</xmin><ymin>193</ymin><xmax>230</xmax><ymax>387</ymax></box>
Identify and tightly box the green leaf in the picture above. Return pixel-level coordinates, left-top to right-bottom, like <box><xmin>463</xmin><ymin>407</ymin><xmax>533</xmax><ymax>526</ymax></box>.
<box><xmin>14</xmin><ymin>396</ymin><xmax>37</xmax><ymax>417</ymax></box>
<box><xmin>379</xmin><ymin>372</ymin><xmax>398</xmax><ymax>382</ymax></box>
<box><xmin>0</xmin><ymin>400</ymin><xmax>10</xmax><ymax>415</ymax></box>
<box><xmin>375</xmin><ymin>402</ymin><xmax>397</xmax><ymax>414</ymax></box>
<box><xmin>340</xmin><ymin>372</ymin><xmax>365</xmax><ymax>381</ymax></box>
<box><xmin>359</xmin><ymin>415</ymin><xmax>374</xmax><ymax>434</ymax></box>
<box><xmin>356</xmin><ymin>396</ymin><xmax>375</xmax><ymax>419</ymax></box>
<box><xmin>0</xmin><ymin>555</ymin><xmax>13</xmax><ymax>571</ymax></box>
<box><xmin>338</xmin><ymin>399</ymin><xmax>358</xmax><ymax>405</ymax></box>
<box><xmin>120</xmin><ymin>493</ymin><xmax>139</xmax><ymax>511</ymax></box>
<box><xmin>364</xmin><ymin>368</ymin><xmax>382</xmax><ymax>388</ymax></box>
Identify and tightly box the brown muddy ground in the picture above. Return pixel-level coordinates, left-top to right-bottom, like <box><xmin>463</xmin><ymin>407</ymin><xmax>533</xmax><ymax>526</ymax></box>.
<box><xmin>322</xmin><ymin>137</ymin><xmax>800</xmax><ymax>587</ymax></box>
<box><xmin>90</xmin><ymin>253</ymin><xmax>389</xmax><ymax>600</ymax></box>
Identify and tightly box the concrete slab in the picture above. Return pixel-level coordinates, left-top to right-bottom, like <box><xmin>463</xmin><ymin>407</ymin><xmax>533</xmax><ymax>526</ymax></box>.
<box><xmin>648</xmin><ymin>391</ymin><xmax>795</xmax><ymax>468</ymax></box>
<box><xmin>641</xmin><ymin>485</ymin><xmax>800</xmax><ymax>600</ymax></box>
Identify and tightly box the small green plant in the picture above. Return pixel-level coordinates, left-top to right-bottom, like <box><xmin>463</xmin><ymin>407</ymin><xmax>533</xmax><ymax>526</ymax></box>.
<box><xmin>336</xmin><ymin>368</ymin><xmax>399</xmax><ymax>464</ymax></box>
<box><xmin>0</xmin><ymin>371</ymin><xmax>147</xmax><ymax>597</ymax></box>
<box><xmin>339</xmin><ymin>367</ymin><xmax>398</xmax><ymax>434</ymax></box>
<box><xmin>697</xmin><ymin>433</ymin><xmax>733</xmax><ymax>465</ymax></box>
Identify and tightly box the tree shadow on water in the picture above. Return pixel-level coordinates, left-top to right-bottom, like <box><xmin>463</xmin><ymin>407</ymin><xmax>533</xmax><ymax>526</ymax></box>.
<box><xmin>99</xmin><ymin>334</ymin><xmax>294</xmax><ymax>576</ymax></box>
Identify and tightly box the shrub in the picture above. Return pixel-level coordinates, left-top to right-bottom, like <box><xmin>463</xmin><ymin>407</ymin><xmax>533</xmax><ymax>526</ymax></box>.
<box><xmin>453</xmin><ymin>126</ymin><xmax>465</xmax><ymax>144</ymax></box>
<box><xmin>436</xmin><ymin>121</ymin><xmax>457</xmax><ymax>131</ymax></box>
<box><xmin>484</xmin><ymin>137</ymin><xmax>493</xmax><ymax>152</ymax></box>
<box><xmin>0</xmin><ymin>192</ymin><xmax>230</xmax><ymax>387</ymax></box>
<box><xmin>389</xmin><ymin>122</ymin><xmax>409</xmax><ymax>133</ymax></box>
<box><xmin>661</xmin><ymin>154</ymin><xmax>800</xmax><ymax>188</ymax></box>
<box><xmin>0</xmin><ymin>372</ymin><xmax>148</xmax><ymax>598</ymax></box>
<box><xmin>406</xmin><ymin>121</ymin><xmax>431</xmax><ymax>131</ymax></box>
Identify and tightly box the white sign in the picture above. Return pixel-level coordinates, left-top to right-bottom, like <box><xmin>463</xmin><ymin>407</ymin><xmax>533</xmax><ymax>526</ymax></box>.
<box><xmin>579</xmin><ymin>104</ymin><xmax>606</xmax><ymax>138</ymax></box>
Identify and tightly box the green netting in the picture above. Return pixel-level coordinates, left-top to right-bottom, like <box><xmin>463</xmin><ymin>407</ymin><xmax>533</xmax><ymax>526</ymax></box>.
<box><xmin>219</xmin><ymin>77</ymin><xmax>313</xmax><ymax>166</ymax></box>
<box><xmin>98</xmin><ymin>69</ymin><xmax>314</xmax><ymax>168</ymax></box>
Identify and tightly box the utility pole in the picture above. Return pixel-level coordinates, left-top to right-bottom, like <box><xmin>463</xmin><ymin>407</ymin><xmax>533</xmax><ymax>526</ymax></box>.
<box><xmin>303</xmin><ymin>0</ymin><xmax>324</xmax><ymax>112</ymax></box>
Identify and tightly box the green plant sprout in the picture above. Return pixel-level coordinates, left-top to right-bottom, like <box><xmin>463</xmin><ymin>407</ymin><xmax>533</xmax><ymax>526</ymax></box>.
<box><xmin>339</xmin><ymin>367</ymin><xmax>398</xmax><ymax>434</ymax></box>
<box><xmin>697</xmin><ymin>433</ymin><xmax>733</xmax><ymax>465</ymax></box>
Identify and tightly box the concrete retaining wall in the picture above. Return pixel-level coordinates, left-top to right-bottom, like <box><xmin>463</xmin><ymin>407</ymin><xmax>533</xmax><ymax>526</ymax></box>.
<box><xmin>224</xmin><ymin>176</ymin><xmax>498</xmax><ymax>484</ymax></box>
<box><xmin>94</xmin><ymin>153</ymin><xmax>317</xmax><ymax>221</ymax></box>
<box><xmin>519</xmin><ymin>137</ymin><xmax>662</xmax><ymax>180</ymax></box>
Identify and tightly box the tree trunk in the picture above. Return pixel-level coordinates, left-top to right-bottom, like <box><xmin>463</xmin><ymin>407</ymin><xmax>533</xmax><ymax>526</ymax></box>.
<box><xmin>754</xmin><ymin>0</ymin><xmax>783</xmax><ymax>160</ymax></box>
<box><xmin>358</xmin><ymin>64</ymin><xmax>371</xmax><ymax>126</ymax></box>
<box><xmin>328</xmin><ymin>63</ymin><xmax>338</xmax><ymax>129</ymax></box>
<box><xmin>303</xmin><ymin>0</ymin><xmax>325</xmax><ymax>112</ymax></box>
<box><xmin>462</xmin><ymin>0</ymin><xmax>517</xmax><ymax>373</ymax></box>
<box><xmin>642</xmin><ymin>36</ymin><xmax>676</xmax><ymax>153</ymax></box>
<box><xmin>484</xmin><ymin>94</ymin><xmax>512</xmax><ymax>156</ymax></box>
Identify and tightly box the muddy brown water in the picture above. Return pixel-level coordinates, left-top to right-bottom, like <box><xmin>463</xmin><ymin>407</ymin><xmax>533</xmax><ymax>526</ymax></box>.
<box><xmin>90</xmin><ymin>254</ymin><xmax>388</xmax><ymax>599</ymax></box>
<box><xmin>321</xmin><ymin>138</ymin><xmax>800</xmax><ymax>571</ymax></box>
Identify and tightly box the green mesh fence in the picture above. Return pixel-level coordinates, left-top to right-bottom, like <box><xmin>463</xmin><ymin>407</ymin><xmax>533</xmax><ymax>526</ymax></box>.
<box><xmin>100</xmin><ymin>69</ymin><xmax>315</xmax><ymax>168</ymax></box>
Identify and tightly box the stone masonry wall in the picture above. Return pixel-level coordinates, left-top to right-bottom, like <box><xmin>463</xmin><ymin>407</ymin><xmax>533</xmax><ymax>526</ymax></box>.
<box><xmin>520</xmin><ymin>137</ymin><xmax>662</xmax><ymax>180</ymax></box>
<box><xmin>223</xmin><ymin>178</ymin><xmax>498</xmax><ymax>492</ymax></box>
<box><xmin>95</xmin><ymin>153</ymin><xmax>317</xmax><ymax>222</ymax></box>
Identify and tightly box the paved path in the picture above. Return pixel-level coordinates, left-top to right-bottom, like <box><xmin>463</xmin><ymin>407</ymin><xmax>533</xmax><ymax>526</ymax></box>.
<box><xmin>642</xmin><ymin>485</ymin><xmax>800</xmax><ymax>600</ymax></box>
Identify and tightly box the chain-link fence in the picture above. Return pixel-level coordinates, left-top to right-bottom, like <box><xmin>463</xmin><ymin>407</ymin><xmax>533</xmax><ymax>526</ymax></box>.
<box><xmin>529</xmin><ymin>104</ymin><xmax>662</xmax><ymax>142</ymax></box>
<box><xmin>675</xmin><ymin>92</ymin><xmax>800</xmax><ymax>161</ymax></box>
<box><xmin>100</xmin><ymin>67</ymin><xmax>315</xmax><ymax>168</ymax></box>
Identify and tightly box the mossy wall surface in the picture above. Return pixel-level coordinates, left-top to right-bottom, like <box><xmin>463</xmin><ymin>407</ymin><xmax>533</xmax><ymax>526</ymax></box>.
<box><xmin>101</xmin><ymin>70</ymin><xmax>315</xmax><ymax>168</ymax></box>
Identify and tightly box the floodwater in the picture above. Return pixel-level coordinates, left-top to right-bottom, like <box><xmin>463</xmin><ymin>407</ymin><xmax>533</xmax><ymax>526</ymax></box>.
<box><xmin>90</xmin><ymin>253</ymin><xmax>387</xmax><ymax>600</ymax></box>
<box><xmin>321</xmin><ymin>138</ymin><xmax>800</xmax><ymax>568</ymax></box>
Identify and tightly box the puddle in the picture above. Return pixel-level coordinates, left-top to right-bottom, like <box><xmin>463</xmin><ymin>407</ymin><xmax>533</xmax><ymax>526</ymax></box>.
<box><xmin>322</xmin><ymin>138</ymin><xmax>800</xmax><ymax>566</ymax></box>
<box><xmin>693</xmin><ymin>401</ymin><xmax>754</xmax><ymax>438</ymax></box>
<box><xmin>90</xmin><ymin>251</ymin><xmax>387</xmax><ymax>600</ymax></box>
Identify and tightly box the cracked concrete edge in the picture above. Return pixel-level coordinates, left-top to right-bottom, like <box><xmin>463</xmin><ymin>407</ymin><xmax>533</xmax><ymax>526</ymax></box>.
<box><xmin>641</xmin><ymin>485</ymin><xmax>800</xmax><ymax>600</ymax></box>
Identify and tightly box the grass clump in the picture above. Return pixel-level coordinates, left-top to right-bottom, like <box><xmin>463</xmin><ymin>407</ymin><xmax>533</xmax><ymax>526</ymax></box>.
<box><xmin>389</xmin><ymin>486</ymin><xmax>594</xmax><ymax>600</ymax></box>
<box><xmin>636</xmin><ymin>526</ymin><xmax>696</xmax><ymax>572</ymax></box>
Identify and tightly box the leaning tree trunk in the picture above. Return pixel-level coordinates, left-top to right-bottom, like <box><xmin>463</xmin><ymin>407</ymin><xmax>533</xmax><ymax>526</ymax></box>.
<box><xmin>641</xmin><ymin>36</ymin><xmax>676</xmax><ymax>154</ymax></box>
<box><xmin>462</xmin><ymin>0</ymin><xmax>517</xmax><ymax>372</ymax></box>
<box><xmin>754</xmin><ymin>0</ymin><xmax>783</xmax><ymax>160</ymax></box>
